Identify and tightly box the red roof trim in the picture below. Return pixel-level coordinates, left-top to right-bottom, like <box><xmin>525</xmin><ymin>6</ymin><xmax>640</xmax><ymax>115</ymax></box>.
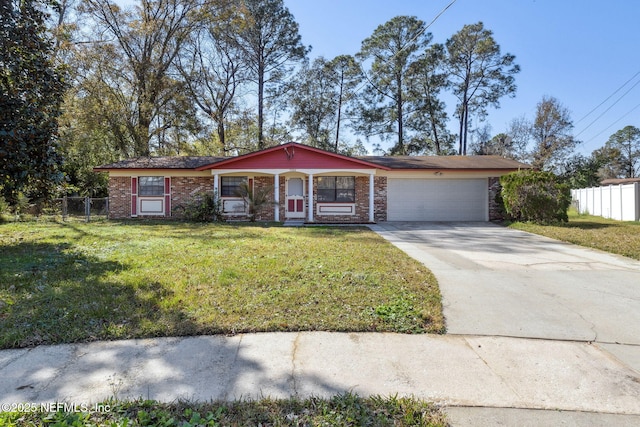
<box><xmin>195</xmin><ymin>142</ymin><xmax>390</xmax><ymax>171</ymax></box>
<box><xmin>387</xmin><ymin>167</ymin><xmax>527</xmax><ymax>172</ymax></box>
<box><xmin>93</xmin><ymin>167</ymin><xmax>197</xmax><ymax>172</ymax></box>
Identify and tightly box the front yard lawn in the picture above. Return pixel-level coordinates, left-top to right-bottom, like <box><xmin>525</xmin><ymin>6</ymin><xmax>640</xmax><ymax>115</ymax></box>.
<box><xmin>508</xmin><ymin>210</ymin><xmax>640</xmax><ymax>260</ymax></box>
<box><xmin>0</xmin><ymin>221</ymin><xmax>444</xmax><ymax>349</ymax></box>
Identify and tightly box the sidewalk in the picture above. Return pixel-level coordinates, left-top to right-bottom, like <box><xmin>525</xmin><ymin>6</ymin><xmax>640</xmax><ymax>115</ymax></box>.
<box><xmin>1</xmin><ymin>332</ymin><xmax>639</xmax><ymax>421</ymax></box>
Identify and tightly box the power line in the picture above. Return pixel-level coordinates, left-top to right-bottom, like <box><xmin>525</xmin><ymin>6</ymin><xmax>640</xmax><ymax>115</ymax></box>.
<box><xmin>574</xmin><ymin>76</ymin><xmax>640</xmax><ymax>138</ymax></box>
<box><xmin>574</xmin><ymin>69</ymin><xmax>640</xmax><ymax>126</ymax></box>
<box><xmin>581</xmin><ymin>101</ymin><xmax>640</xmax><ymax>145</ymax></box>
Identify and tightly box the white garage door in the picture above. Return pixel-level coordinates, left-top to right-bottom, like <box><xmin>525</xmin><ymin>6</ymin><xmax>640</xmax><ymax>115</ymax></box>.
<box><xmin>387</xmin><ymin>178</ymin><xmax>488</xmax><ymax>221</ymax></box>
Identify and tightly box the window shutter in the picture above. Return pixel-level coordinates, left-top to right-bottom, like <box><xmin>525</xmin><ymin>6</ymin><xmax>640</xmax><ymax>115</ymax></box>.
<box><xmin>131</xmin><ymin>177</ymin><xmax>138</xmax><ymax>217</ymax></box>
<box><xmin>164</xmin><ymin>177</ymin><xmax>171</xmax><ymax>217</ymax></box>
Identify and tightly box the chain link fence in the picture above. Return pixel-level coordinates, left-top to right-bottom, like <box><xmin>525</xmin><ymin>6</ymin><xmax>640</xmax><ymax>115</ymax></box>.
<box><xmin>52</xmin><ymin>196</ymin><xmax>109</xmax><ymax>221</ymax></box>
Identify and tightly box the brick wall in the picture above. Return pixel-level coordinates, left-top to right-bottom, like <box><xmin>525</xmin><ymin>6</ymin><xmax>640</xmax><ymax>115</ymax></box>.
<box><xmin>374</xmin><ymin>176</ymin><xmax>387</xmax><ymax>222</ymax></box>
<box><xmin>253</xmin><ymin>176</ymin><xmax>275</xmax><ymax>221</ymax></box>
<box><xmin>313</xmin><ymin>176</ymin><xmax>374</xmax><ymax>223</ymax></box>
<box><xmin>108</xmin><ymin>176</ymin><xmax>131</xmax><ymax>219</ymax></box>
<box><xmin>171</xmin><ymin>176</ymin><xmax>215</xmax><ymax>218</ymax></box>
<box><xmin>108</xmin><ymin>173</ymin><xmax>388</xmax><ymax>223</ymax></box>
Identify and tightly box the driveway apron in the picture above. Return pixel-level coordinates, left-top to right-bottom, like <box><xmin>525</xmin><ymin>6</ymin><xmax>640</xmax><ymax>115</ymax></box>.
<box><xmin>370</xmin><ymin>222</ymin><xmax>640</xmax><ymax>369</ymax></box>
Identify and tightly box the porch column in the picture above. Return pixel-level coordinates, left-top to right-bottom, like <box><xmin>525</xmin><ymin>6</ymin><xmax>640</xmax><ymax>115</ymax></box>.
<box><xmin>307</xmin><ymin>173</ymin><xmax>314</xmax><ymax>222</ymax></box>
<box><xmin>369</xmin><ymin>172</ymin><xmax>375</xmax><ymax>222</ymax></box>
<box><xmin>274</xmin><ymin>173</ymin><xmax>280</xmax><ymax>222</ymax></box>
<box><xmin>213</xmin><ymin>173</ymin><xmax>219</xmax><ymax>196</ymax></box>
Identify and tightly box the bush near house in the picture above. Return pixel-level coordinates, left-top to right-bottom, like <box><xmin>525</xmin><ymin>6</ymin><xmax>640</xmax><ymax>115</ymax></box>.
<box><xmin>500</xmin><ymin>170</ymin><xmax>571</xmax><ymax>223</ymax></box>
<box><xmin>176</xmin><ymin>192</ymin><xmax>225</xmax><ymax>222</ymax></box>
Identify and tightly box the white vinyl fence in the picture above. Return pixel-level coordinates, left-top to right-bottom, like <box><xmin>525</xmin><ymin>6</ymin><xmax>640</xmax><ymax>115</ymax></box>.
<box><xmin>572</xmin><ymin>183</ymin><xmax>640</xmax><ymax>221</ymax></box>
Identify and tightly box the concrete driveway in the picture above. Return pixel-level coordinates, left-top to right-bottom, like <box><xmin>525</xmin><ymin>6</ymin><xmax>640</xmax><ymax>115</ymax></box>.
<box><xmin>370</xmin><ymin>222</ymin><xmax>640</xmax><ymax>369</ymax></box>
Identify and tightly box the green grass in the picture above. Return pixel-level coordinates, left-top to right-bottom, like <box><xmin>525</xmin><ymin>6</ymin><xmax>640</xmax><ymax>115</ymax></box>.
<box><xmin>508</xmin><ymin>210</ymin><xmax>640</xmax><ymax>260</ymax></box>
<box><xmin>0</xmin><ymin>221</ymin><xmax>444</xmax><ymax>349</ymax></box>
<box><xmin>0</xmin><ymin>394</ymin><xmax>448</xmax><ymax>426</ymax></box>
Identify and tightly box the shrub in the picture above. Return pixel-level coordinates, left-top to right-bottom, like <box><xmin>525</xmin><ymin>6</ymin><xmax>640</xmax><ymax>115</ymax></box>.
<box><xmin>177</xmin><ymin>191</ymin><xmax>225</xmax><ymax>222</ymax></box>
<box><xmin>500</xmin><ymin>170</ymin><xmax>571</xmax><ymax>223</ymax></box>
<box><xmin>235</xmin><ymin>181</ymin><xmax>274</xmax><ymax>222</ymax></box>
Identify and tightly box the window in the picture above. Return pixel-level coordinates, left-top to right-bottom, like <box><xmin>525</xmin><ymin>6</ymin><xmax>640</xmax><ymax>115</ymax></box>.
<box><xmin>138</xmin><ymin>176</ymin><xmax>164</xmax><ymax>196</ymax></box>
<box><xmin>221</xmin><ymin>176</ymin><xmax>247</xmax><ymax>197</ymax></box>
<box><xmin>317</xmin><ymin>176</ymin><xmax>355</xmax><ymax>202</ymax></box>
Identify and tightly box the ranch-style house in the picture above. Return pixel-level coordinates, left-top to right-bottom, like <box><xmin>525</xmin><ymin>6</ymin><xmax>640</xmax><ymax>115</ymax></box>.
<box><xmin>95</xmin><ymin>141</ymin><xmax>530</xmax><ymax>223</ymax></box>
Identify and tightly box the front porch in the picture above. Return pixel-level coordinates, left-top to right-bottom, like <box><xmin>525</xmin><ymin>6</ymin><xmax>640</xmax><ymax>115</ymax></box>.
<box><xmin>195</xmin><ymin>143</ymin><xmax>390</xmax><ymax>223</ymax></box>
<box><xmin>213</xmin><ymin>171</ymin><xmax>387</xmax><ymax>223</ymax></box>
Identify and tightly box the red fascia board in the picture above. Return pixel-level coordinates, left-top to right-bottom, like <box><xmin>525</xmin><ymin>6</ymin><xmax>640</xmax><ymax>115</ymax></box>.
<box><xmin>388</xmin><ymin>167</ymin><xmax>528</xmax><ymax>172</ymax></box>
<box><xmin>195</xmin><ymin>142</ymin><xmax>390</xmax><ymax>171</ymax></box>
<box><xmin>93</xmin><ymin>167</ymin><xmax>196</xmax><ymax>172</ymax></box>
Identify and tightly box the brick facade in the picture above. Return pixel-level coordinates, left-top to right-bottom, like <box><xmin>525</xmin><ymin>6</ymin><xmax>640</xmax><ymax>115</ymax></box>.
<box><xmin>310</xmin><ymin>176</ymin><xmax>371</xmax><ymax>223</ymax></box>
<box><xmin>108</xmin><ymin>176</ymin><xmax>131</xmax><ymax>219</ymax></box>
<box><xmin>253</xmin><ymin>176</ymin><xmax>275</xmax><ymax>221</ymax></box>
<box><xmin>107</xmin><ymin>175</ymin><xmax>217</xmax><ymax>219</ymax></box>
<box><xmin>100</xmin><ymin>142</ymin><xmax>528</xmax><ymax>222</ymax></box>
<box><xmin>246</xmin><ymin>175</ymin><xmax>381</xmax><ymax>223</ymax></box>
<box><xmin>374</xmin><ymin>176</ymin><xmax>387</xmax><ymax>222</ymax></box>
<box><xmin>107</xmin><ymin>173</ymin><xmax>497</xmax><ymax>222</ymax></box>
<box><xmin>171</xmin><ymin>176</ymin><xmax>215</xmax><ymax>218</ymax></box>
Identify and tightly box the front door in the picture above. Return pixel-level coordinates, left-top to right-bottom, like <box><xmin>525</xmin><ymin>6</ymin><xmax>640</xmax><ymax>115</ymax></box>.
<box><xmin>286</xmin><ymin>177</ymin><xmax>305</xmax><ymax>219</ymax></box>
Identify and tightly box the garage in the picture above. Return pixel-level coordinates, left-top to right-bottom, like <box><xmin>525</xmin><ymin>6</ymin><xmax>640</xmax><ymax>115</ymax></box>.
<box><xmin>387</xmin><ymin>178</ymin><xmax>488</xmax><ymax>221</ymax></box>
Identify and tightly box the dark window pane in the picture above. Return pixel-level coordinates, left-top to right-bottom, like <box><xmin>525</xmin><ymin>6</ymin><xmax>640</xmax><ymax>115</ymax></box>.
<box><xmin>317</xmin><ymin>189</ymin><xmax>335</xmax><ymax>202</ymax></box>
<box><xmin>317</xmin><ymin>176</ymin><xmax>335</xmax><ymax>189</ymax></box>
<box><xmin>336</xmin><ymin>176</ymin><xmax>354</xmax><ymax>189</ymax></box>
<box><xmin>316</xmin><ymin>176</ymin><xmax>355</xmax><ymax>202</ymax></box>
<box><xmin>221</xmin><ymin>176</ymin><xmax>247</xmax><ymax>197</ymax></box>
<box><xmin>336</xmin><ymin>189</ymin><xmax>355</xmax><ymax>202</ymax></box>
<box><xmin>139</xmin><ymin>176</ymin><xmax>164</xmax><ymax>196</ymax></box>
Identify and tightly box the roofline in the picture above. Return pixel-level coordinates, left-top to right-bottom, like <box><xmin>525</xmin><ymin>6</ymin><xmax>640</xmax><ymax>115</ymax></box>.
<box><xmin>195</xmin><ymin>141</ymin><xmax>391</xmax><ymax>171</ymax></box>
<box><xmin>93</xmin><ymin>167</ymin><xmax>199</xmax><ymax>172</ymax></box>
<box><xmin>384</xmin><ymin>167</ymin><xmax>530</xmax><ymax>172</ymax></box>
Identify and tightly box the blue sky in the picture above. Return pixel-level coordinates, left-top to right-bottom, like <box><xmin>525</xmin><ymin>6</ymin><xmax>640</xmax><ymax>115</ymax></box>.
<box><xmin>285</xmin><ymin>0</ymin><xmax>640</xmax><ymax>156</ymax></box>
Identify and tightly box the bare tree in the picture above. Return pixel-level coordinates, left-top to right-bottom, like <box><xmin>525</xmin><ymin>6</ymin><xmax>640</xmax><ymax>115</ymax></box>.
<box><xmin>177</xmin><ymin>16</ymin><xmax>248</xmax><ymax>154</ymax></box>
<box><xmin>529</xmin><ymin>96</ymin><xmax>577</xmax><ymax>171</ymax></box>
<box><xmin>82</xmin><ymin>0</ymin><xmax>204</xmax><ymax>156</ymax></box>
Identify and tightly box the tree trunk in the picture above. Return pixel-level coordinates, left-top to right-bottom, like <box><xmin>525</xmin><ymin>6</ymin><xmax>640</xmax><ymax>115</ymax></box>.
<box><xmin>397</xmin><ymin>74</ymin><xmax>404</xmax><ymax>154</ymax></box>
<box><xmin>457</xmin><ymin>105</ymin><xmax>465</xmax><ymax>155</ymax></box>
<box><xmin>424</xmin><ymin>80</ymin><xmax>441</xmax><ymax>155</ymax></box>
<box><xmin>136</xmin><ymin>113</ymin><xmax>151</xmax><ymax>156</ymax></box>
<box><xmin>463</xmin><ymin>106</ymin><xmax>469</xmax><ymax>155</ymax></box>
<box><xmin>257</xmin><ymin>61</ymin><xmax>265</xmax><ymax>150</ymax></box>
<box><xmin>217</xmin><ymin>120</ymin><xmax>226</xmax><ymax>151</ymax></box>
<box><xmin>335</xmin><ymin>70</ymin><xmax>344</xmax><ymax>153</ymax></box>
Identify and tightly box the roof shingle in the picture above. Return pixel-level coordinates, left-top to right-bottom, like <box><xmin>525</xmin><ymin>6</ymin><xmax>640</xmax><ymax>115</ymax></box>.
<box><xmin>95</xmin><ymin>151</ymin><xmax>530</xmax><ymax>171</ymax></box>
<box><xmin>94</xmin><ymin>156</ymin><xmax>227</xmax><ymax>170</ymax></box>
<box><xmin>358</xmin><ymin>155</ymin><xmax>531</xmax><ymax>170</ymax></box>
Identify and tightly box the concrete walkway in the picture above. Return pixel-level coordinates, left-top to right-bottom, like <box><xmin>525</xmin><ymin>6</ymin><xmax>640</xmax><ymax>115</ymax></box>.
<box><xmin>1</xmin><ymin>333</ymin><xmax>639</xmax><ymax>417</ymax></box>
